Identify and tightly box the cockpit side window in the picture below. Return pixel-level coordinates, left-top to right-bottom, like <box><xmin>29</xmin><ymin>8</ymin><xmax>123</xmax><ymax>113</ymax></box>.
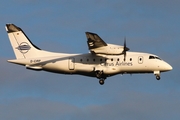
<box><xmin>155</xmin><ymin>57</ymin><xmax>161</xmax><ymax>60</ymax></box>
<box><xmin>149</xmin><ymin>56</ymin><xmax>155</xmax><ymax>59</ymax></box>
<box><xmin>149</xmin><ymin>56</ymin><xmax>161</xmax><ymax>60</ymax></box>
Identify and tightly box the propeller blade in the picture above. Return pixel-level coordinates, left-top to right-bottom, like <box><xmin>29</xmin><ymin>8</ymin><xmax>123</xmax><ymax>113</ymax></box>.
<box><xmin>124</xmin><ymin>38</ymin><xmax>129</xmax><ymax>51</ymax></box>
<box><xmin>123</xmin><ymin>37</ymin><xmax>129</xmax><ymax>61</ymax></box>
<box><xmin>124</xmin><ymin>52</ymin><xmax>126</xmax><ymax>61</ymax></box>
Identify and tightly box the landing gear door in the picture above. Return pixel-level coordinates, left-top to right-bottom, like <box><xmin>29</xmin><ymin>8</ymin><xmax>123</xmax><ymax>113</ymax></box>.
<box><xmin>138</xmin><ymin>56</ymin><xmax>143</xmax><ymax>64</ymax></box>
<box><xmin>68</xmin><ymin>58</ymin><xmax>75</xmax><ymax>70</ymax></box>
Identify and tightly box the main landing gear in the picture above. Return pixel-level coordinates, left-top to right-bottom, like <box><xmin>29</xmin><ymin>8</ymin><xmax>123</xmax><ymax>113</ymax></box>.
<box><xmin>99</xmin><ymin>78</ymin><xmax>105</xmax><ymax>85</ymax></box>
<box><xmin>95</xmin><ymin>70</ymin><xmax>106</xmax><ymax>85</ymax></box>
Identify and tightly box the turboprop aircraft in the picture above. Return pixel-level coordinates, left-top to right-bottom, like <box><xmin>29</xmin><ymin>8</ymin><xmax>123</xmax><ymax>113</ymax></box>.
<box><xmin>5</xmin><ymin>24</ymin><xmax>172</xmax><ymax>85</ymax></box>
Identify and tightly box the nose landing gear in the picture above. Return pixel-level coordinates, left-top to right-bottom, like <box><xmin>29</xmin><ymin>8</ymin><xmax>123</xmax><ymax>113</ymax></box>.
<box><xmin>154</xmin><ymin>71</ymin><xmax>161</xmax><ymax>80</ymax></box>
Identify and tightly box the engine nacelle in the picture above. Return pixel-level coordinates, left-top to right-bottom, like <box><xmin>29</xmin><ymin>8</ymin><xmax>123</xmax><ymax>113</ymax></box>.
<box><xmin>90</xmin><ymin>44</ymin><xmax>124</xmax><ymax>55</ymax></box>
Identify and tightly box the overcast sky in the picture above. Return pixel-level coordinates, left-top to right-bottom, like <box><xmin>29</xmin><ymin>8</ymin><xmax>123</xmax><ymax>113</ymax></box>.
<box><xmin>0</xmin><ymin>0</ymin><xmax>179</xmax><ymax>120</ymax></box>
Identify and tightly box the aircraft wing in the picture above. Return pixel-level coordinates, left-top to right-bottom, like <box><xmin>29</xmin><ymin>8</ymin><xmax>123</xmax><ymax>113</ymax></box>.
<box><xmin>85</xmin><ymin>32</ymin><xmax>129</xmax><ymax>56</ymax></box>
<box><xmin>86</xmin><ymin>32</ymin><xmax>107</xmax><ymax>50</ymax></box>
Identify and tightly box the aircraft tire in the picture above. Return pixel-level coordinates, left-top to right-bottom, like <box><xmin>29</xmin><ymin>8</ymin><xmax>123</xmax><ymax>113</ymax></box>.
<box><xmin>96</xmin><ymin>70</ymin><xmax>103</xmax><ymax>79</ymax></box>
<box><xmin>99</xmin><ymin>79</ymin><xmax>104</xmax><ymax>85</ymax></box>
<box><xmin>156</xmin><ymin>75</ymin><xmax>160</xmax><ymax>80</ymax></box>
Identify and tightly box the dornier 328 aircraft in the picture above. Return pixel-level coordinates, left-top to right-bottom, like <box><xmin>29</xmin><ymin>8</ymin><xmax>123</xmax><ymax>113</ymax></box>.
<box><xmin>6</xmin><ymin>24</ymin><xmax>172</xmax><ymax>85</ymax></box>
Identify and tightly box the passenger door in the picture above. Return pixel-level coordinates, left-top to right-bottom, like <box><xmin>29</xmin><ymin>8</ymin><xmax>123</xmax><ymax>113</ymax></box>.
<box><xmin>68</xmin><ymin>58</ymin><xmax>75</xmax><ymax>70</ymax></box>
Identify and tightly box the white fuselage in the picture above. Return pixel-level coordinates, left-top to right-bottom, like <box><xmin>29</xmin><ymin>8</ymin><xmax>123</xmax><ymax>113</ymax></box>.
<box><xmin>13</xmin><ymin>51</ymin><xmax>171</xmax><ymax>78</ymax></box>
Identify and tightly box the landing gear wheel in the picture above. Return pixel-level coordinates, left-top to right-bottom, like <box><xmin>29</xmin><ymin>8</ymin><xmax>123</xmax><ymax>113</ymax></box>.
<box><xmin>96</xmin><ymin>70</ymin><xmax>103</xmax><ymax>79</ymax></box>
<box><xmin>156</xmin><ymin>75</ymin><xmax>160</xmax><ymax>80</ymax></box>
<box><xmin>99</xmin><ymin>79</ymin><xmax>104</xmax><ymax>85</ymax></box>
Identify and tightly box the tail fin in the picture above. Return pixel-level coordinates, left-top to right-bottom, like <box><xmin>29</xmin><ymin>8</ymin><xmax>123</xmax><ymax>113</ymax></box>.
<box><xmin>6</xmin><ymin>24</ymin><xmax>41</xmax><ymax>59</ymax></box>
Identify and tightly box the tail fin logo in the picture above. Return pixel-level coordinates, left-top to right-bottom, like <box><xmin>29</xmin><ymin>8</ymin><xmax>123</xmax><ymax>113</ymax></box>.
<box><xmin>16</xmin><ymin>42</ymin><xmax>31</xmax><ymax>54</ymax></box>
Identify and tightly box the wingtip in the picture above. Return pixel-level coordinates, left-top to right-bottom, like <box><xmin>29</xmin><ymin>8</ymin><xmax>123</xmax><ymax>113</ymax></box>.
<box><xmin>85</xmin><ymin>32</ymin><xmax>98</xmax><ymax>35</ymax></box>
<box><xmin>5</xmin><ymin>23</ymin><xmax>21</xmax><ymax>33</ymax></box>
<box><xmin>5</xmin><ymin>23</ymin><xmax>11</xmax><ymax>32</ymax></box>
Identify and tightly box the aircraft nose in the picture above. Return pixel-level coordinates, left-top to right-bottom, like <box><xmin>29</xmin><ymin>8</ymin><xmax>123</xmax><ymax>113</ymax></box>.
<box><xmin>165</xmin><ymin>62</ymin><xmax>173</xmax><ymax>71</ymax></box>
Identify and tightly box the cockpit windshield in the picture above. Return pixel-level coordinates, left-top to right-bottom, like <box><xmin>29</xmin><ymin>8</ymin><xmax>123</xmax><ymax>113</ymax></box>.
<box><xmin>149</xmin><ymin>56</ymin><xmax>161</xmax><ymax>60</ymax></box>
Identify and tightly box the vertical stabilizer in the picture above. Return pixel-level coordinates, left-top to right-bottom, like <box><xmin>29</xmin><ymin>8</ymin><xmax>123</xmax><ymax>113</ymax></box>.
<box><xmin>5</xmin><ymin>24</ymin><xmax>41</xmax><ymax>59</ymax></box>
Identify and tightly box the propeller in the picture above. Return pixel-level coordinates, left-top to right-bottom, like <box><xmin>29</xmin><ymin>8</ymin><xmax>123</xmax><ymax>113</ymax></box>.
<box><xmin>122</xmin><ymin>37</ymin><xmax>130</xmax><ymax>61</ymax></box>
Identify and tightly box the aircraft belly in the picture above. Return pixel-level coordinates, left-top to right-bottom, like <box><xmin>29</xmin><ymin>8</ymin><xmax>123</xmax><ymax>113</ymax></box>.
<box><xmin>42</xmin><ymin>61</ymin><xmax>95</xmax><ymax>76</ymax></box>
<box><xmin>119</xmin><ymin>63</ymin><xmax>154</xmax><ymax>74</ymax></box>
<box><xmin>42</xmin><ymin>61</ymin><xmax>70</xmax><ymax>74</ymax></box>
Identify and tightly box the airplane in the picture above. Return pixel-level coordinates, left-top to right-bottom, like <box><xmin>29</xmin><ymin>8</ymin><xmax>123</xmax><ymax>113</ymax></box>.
<box><xmin>5</xmin><ymin>24</ymin><xmax>172</xmax><ymax>85</ymax></box>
